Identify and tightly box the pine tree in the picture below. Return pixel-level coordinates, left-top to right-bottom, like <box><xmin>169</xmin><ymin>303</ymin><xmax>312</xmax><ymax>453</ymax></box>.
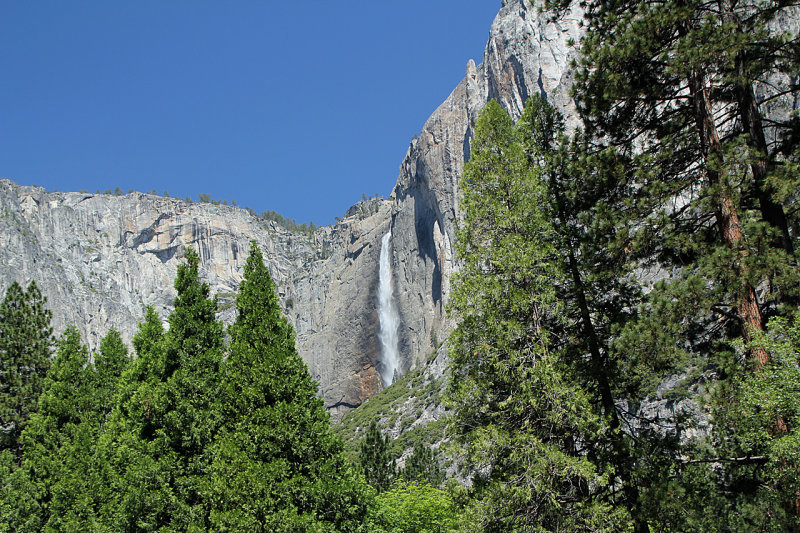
<box><xmin>101</xmin><ymin>248</ymin><xmax>225</xmax><ymax>530</ymax></box>
<box><xmin>97</xmin><ymin>306</ymin><xmax>169</xmax><ymax>530</ymax></box>
<box><xmin>208</xmin><ymin>241</ymin><xmax>369</xmax><ymax>531</ymax></box>
<box><xmin>10</xmin><ymin>327</ymin><xmax>93</xmax><ymax>531</ymax></box>
<box><xmin>521</xmin><ymin>94</ymin><xmax>661</xmax><ymax>532</ymax></box>
<box><xmin>359</xmin><ymin>420</ymin><xmax>395</xmax><ymax>494</ymax></box>
<box><xmin>0</xmin><ymin>281</ymin><xmax>53</xmax><ymax>457</ymax></box>
<box><xmin>448</xmin><ymin>99</ymin><xmax>631</xmax><ymax>530</ymax></box>
<box><xmin>0</xmin><ymin>327</ymin><xmax>132</xmax><ymax>531</ymax></box>
<box><xmin>401</xmin><ymin>442</ymin><xmax>443</xmax><ymax>488</ymax></box>
<box><xmin>567</xmin><ymin>0</ymin><xmax>800</xmax><ymax>359</ymax></box>
<box><xmin>93</xmin><ymin>329</ymin><xmax>130</xmax><ymax>419</ymax></box>
<box><xmin>549</xmin><ymin>0</ymin><xmax>800</xmax><ymax>527</ymax></box>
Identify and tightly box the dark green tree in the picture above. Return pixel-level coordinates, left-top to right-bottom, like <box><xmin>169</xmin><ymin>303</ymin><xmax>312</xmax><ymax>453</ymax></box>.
<box><xmin>35</xmin><ymin>328</ymin><xmax>131</xmax><ymax>531</ymax></box>
<box><xmin>0</xmin><ymin>281</ymin><xmax>53</xmax><ymax>457</ymax></box>
<box><xmin>207</xmin><ymin>241</ymin><xmax>369</xmax><ymax>531</ymax></box>
<box><xmin>401</xmin><ymin>442</ymin><xmax>443</xmax><ymax>488</ymax></box>
<box><xmin>101</xmin><ymin>248</ymin><xmax>225</xmax><ymax>531</ymax></box>
<box><xmin>521</xmin><ymin>94</ymin><xmax>662</xmax><ymax>532</ymax></box>
<box><xmin>93</xmin><ymin>329</ymin><xmax>130</xmax><ymax>418</ymax></box>
<box><xmin>555</xmin><ymin>1</ymin><xmax>800</xmax><ymax>527</ymax></box>
<box><xmin>563</xmin><ymin>0</ymin><xmax>800</xmax><ymax>355</ymax></box>
<box><xmin>360</xmin><ymin>420</ymin><xmax>396</xmax><ymax>494</ymax></box>
<box><xmin>96</xmin><ymin>306</ymin><xmax>169</xmax><ymax>530</ymax></box>
<box><xmin>7</xmin><ymin>328</ymin><xmax>93</xmax><ymax>531</ymax></box>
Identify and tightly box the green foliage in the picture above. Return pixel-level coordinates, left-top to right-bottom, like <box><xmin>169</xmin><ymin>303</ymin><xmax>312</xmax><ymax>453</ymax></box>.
<box><xmin>335</xmin><ymin>351</ymin><xmax>446</xmax><ymax>462</ymax></box>
<box><xmin>8</xmin><ymin>327</ymin><xmax>92</xmax><ymax>530</ymax></box>
<box><xmin>562</xmin><ymin>0</ymin><xmax>800</xmax><ymax>527</ymax></box>
<box><xmin>0</xmin><ymin>281</ymin><xmax>53</xmax><ymax>458</ymax></box>
<box><xmin>571</xmin><ymin>0</ymin><xmax>800</xmax><ymax>333</ymax></box>
<box><xmin>448</xmin><ymin>97</ymin><xmax>638</xmax><ymax>530</ymax></box>
<box><xmin>685</xmin><ymin>310</ymin><xmax>800</xmax><ymax>531</ymax></box>
<box><xmin>2</xmin><ymin>327</ymin><xmax>130</xmax><ymax>531</ymax></box>
<box><xmin>208</xmin><ymin>241</ymin><xmax>369</xmax><ymax>531</ymax></box>
<box><xmin>361</xmin><ymin>482</ymin><xmax>457</xmax><ymax>533</ymax></box>
<box><xmin>1</xmin><ymin>246</ymin><xmax>375</xmax><ymax>529</ymax></box>
<box><xmin>259</xmin><ymin>209</ymin><xmax>317</xmax><ymax>236</ymax></box>
<box><xmin>100</xmin><ymin>248</ymin><xmax>225</xmax><ymax>530</ymax></box>
<box><xmin>401</xmin><ymin>442</ymin><xmax>443</xmax><ymax>488</ymax></box>
<box><xmin>360</xmin><ymin>420</ymin><xmax>396</xmax><ymax>493</ymax></box>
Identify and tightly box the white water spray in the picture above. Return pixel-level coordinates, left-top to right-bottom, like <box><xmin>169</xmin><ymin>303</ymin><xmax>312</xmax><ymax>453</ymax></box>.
<box><xmin>378</xmin><ymin>231</ymin><xmax>400</xmax><ymax>386</ymax></box>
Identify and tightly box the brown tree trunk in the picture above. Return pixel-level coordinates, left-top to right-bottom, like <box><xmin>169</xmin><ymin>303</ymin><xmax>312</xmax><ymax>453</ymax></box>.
<box><xmin>718</xmin><ymin>0</ymin><xmax>795</xmax><ymax>256</ymax></box>
<box><xmin>686</xmin><ymin>69</ymin><xmax>768</xmax><ymax>364</ymax></box>
<box><xmin>551</xmin><ymin>180</ymin><xmax>648</xmax><ymax>533</ymax></box>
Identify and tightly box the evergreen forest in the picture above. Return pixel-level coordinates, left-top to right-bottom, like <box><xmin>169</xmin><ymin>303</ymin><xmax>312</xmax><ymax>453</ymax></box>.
<box><xmin>2</xmin><ymin>0</ymin><xmax>800</xmax><ymax>531</ymax></box>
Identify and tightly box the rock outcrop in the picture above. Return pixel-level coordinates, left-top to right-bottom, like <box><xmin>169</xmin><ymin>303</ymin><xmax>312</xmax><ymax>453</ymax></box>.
<box><xmin>0</xmin><ymin>0</ymin><xmax>587</xmax><ymax>414</ymax></box>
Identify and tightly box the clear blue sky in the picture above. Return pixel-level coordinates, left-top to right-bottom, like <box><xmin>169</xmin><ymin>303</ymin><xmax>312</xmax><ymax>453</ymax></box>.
<box><xmin>1</xmin><ymin>1</ymin><xmax>501</xmax><ymax>225</ymax></box>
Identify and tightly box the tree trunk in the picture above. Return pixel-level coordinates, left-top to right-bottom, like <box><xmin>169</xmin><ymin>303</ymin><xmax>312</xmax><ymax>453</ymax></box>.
<box><xmin>718</xmin><ymin>0</ymin><xmax>795</xmax><ymax>256</ymax></box>
<box><xmin>551</xmin><ymin>179</ymin><xmax>648</xmax><ymax>533</ymax></box>
<box><xmin>686</xmin><ymin>68</ymin><xmax>768</xmax><ymax>364</ymax></box>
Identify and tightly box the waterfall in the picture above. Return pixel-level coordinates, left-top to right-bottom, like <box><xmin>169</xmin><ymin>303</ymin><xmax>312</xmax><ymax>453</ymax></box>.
<box><xmin>378</xmin><ymin>231</ymin><xmax>400</xmax><ymax>386</ymax></box>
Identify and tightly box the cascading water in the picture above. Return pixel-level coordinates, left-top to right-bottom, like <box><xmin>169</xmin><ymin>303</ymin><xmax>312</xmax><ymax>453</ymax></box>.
<box><xmin>378</xmin><ymin>231</ymin><xmax>400</xmax><ymax>386</ymax></box>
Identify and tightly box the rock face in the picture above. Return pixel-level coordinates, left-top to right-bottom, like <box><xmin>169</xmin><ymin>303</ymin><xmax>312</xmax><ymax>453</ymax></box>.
<box><xmin>0</xmin><ymin>0</ymin><xmax>586</xmax><ymax>414</ymax></box>
<box><xmin>388</xmin><ymin>0</ymin><xmax>585</xmax><ymax>376</ymax></box>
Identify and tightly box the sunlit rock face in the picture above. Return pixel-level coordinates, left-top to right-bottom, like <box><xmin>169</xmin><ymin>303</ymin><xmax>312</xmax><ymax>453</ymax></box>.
<box><xmin>0</xmin><ymin>0</ymin><xmax>589</xmax><ymax>415</ymax></box>
<box><xmin>387</xmin><ymin>0</ymin><xmax>585</xmax><ymax>381</ymax></box>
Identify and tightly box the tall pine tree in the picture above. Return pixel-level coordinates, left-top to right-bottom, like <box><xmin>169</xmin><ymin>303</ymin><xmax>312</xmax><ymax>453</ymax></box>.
<box><xmin>208</xmin><ymin>241</ymin><xmax>369</xmax><ymax>531</ymax></box>
<box><xmin>10</xmin><ymin>328</ymin><xmax>94</xmax><ymax>531</ymax></box>
<box><xmin>448</xmin><ymin>99</ymin><xmax>632</xmax><ymax>531</ymax></box>
<box><xmin>101</xmin><ymin>248</ymin><xmax>224</xmax><ymax>531</ymax></box>
<box><xmin>0</xmin><ymin>281</ymin><xmax>53</xmax><ymax>458</ymax></box>
<box><xmin>565</xmin><ymin>0</ymin><xmax>800</xmax><ymax>357</ymax></box>
<box><xmin>547</xmin><ymin>0</ymin><xmax>800</xmax><ymax>527</ymax></box>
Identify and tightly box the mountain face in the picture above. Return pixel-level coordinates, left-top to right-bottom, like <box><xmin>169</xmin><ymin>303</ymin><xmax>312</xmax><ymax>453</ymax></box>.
<box><xmin>0</xmin><ymin>0</ymin><xmax>586</xmax><ymax>415</ymax></box>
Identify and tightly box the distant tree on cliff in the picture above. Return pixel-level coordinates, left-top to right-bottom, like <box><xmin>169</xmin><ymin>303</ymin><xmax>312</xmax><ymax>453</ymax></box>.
<box><xmin>208</xmin><ymin>241</ymin><xmax>368</xmax><ymax>531</ymax></box>
<box><xmin>360</xmin><ymin>419</ymin><xmax>396</xmax><ymax>494</ymax></box>
<box><xmin>0</xmin><ymin>281</ymin><xmax>53</xmax><ymax>459</ymax></box>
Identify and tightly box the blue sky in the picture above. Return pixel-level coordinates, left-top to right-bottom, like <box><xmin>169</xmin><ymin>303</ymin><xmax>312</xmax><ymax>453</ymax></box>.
<box><xmin>1</xmin><ymin>2</ymin><xmax>501</xmax><ymax>225</ymax></box>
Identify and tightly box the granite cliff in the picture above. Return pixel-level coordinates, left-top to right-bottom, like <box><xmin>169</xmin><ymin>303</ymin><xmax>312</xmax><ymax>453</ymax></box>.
<box><xmin>0</xmin><ymin>0</ymin><xmax>586</xmax><ymax>414</ymax></box>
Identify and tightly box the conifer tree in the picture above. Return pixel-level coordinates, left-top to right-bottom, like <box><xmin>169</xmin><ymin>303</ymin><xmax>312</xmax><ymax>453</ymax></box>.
<box><xmin>544</xmin><ymin>0</ymin><xmax>800</xmax><ymax>527</ymax></box>
<box><xmin>97</xmin><ymin>306</ymin><xmax>169</xmax><ymax>530</ymax></box>
<box><xmin>563</xmin><ymin>0</ymin><xmax>800</xmax><ymax>358</ymax></box>
<box><xmin>401</xmin><ymin>442</ymin><xmax>443</xmax><ymax>488</ymax></box>
<box><xmin>1</xmin><ymin>327</ymin><xmax>130</xmax><ymax>532</ymax></box>
<box><xmin>11</xmin><ymin>327</ymin><xmax>93</xmax><ymax>531</ymax></box>
<box><xmin>0</xmin><ymin>281</ymin><xmax>53</xmax><ymax>457</ymax></box>
<box><xmin>93</xmin><ymin>329</ymin><xmax>130</xmax><ymax>418</ymax></box>
<box><xmin>101</xmin><ymin>249</ymin><xmax>225</xmax><ymax>531</ymax></box>
<box><xmin>208</xmin><ymin>241</ymin><xmax>368</xmax><ymax>531</ymax></box>
<box><xmin>359</xmin><ymin>420</ymin><xmax>395</xmax><ymax>494</ymax></box>
<box><xmin>448</xmin><ymin>99</ymin><xmax>632</xmax><ymax>530</ymax></box>
<box><xmin>522</xmin><ymin>94</ymin><xmax>662</xmax><ymax>532</ymax></box>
